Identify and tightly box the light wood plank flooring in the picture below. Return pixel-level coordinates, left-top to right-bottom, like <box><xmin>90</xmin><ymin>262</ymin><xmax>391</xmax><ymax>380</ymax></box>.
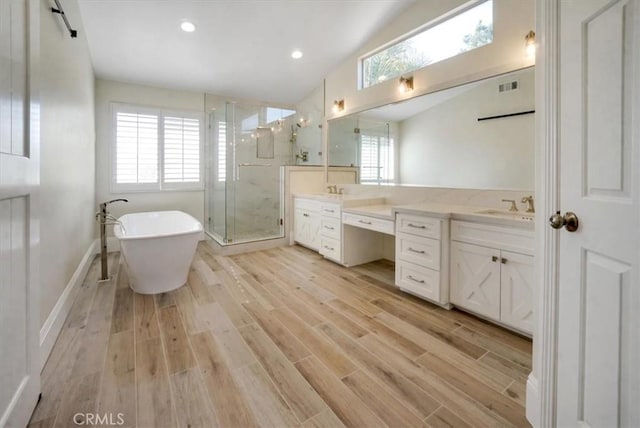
<box><xmin>29</xmin><ymin>243</ymin><xmax>532</xmax><ymax>427</ymax></box>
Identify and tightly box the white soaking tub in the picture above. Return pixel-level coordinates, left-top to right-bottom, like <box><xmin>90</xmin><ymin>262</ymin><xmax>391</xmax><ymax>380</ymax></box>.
<box><xmin>113</xmin><ymin>210</ymin><xmax>203</xmax><ymax>294</ymax></box>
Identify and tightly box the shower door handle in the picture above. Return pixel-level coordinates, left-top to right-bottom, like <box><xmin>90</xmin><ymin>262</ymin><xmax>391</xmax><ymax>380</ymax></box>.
<box><xmin>236</xmin><ymin>163</ymin><xmax>272</xmax><ymax>180</ymax></box>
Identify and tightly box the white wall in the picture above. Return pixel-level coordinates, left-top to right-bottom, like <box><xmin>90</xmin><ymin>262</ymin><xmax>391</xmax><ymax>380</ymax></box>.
<box><xmin>40</xmin><ymin>0</ymin><xmax>96</xmax><ymax>326</ymax></box>
<box><xmin>399</xmin><ymin>67</ymin><xmax>534</xmax><ymax>189</ymax></box>
<box><xmin>324</xmin><ymin>0</ymin><xmax>535</xmax><ymax>119</ymax></box>
<box><xmin>94</xmin><ymin>79</ymin><xmax>205</xmax><ymax>230</ymax></box>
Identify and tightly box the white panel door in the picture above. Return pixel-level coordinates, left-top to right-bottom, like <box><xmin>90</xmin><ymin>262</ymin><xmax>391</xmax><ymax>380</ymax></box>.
<box><xmin>499</xmin><ymin>250</ymin><xmax>534</xmax><ymax>334</ymax></box>
<box><xmin>557</xmin><ymin>0</ymin><xmax>639</xmax><ymax>426</ymax></box>
<box><xmin>0</xmin><ymin>0</ymin><xmax>40</xmax><ymax>426</ymax></box>
<box><xmin>450</xmin><ymin>241</ymin><xmax>501</xmax><ymax>320</ymax></box>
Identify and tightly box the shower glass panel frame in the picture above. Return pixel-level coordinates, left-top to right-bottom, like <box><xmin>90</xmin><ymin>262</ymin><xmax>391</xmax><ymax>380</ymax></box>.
<box><xmin>206</xmin><ymin>101</ymin><xmax>289</xmax><ymax>246</ymax></box>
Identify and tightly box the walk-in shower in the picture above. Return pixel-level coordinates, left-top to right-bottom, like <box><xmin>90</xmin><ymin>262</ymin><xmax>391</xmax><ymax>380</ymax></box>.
<box><xmin>205</xmin><ymin>100</ymin><xmax>296</xmax><ymax>245</ymax></box>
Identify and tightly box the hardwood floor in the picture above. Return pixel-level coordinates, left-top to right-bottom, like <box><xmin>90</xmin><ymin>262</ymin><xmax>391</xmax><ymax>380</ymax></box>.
<box><xmin>29</xmin><ymin>243</ymin><xmax>532</xmax><ymax>427</ymax></box>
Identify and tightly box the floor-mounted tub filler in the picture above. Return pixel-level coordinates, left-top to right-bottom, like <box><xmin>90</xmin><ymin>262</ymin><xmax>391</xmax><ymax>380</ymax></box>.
<box><xmin>114</xmin><ymin>210</ymin><xmax>203</xmax><ymax>294</ymax></box>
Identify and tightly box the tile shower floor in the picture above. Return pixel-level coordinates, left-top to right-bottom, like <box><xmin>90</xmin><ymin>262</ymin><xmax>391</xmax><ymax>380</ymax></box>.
<box><xmin>29</xmin><ymin>243</ymin><xmax>532</xmax><ymax>427</ymax></box>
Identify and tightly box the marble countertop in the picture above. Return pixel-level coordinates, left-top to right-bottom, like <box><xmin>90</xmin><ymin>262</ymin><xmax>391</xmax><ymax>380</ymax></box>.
<box><xmin>294</xmin><ymin>194</ymin><xmax>535</xmax><ymax>229</ymax></box>
<box><xmin>393</xmin><ymin>202</ymin><xmax>535</xmax><ymax>229</ymax></box>
<box><xmin>293</xmin><ymin>193</ymin><xmax>385</xmax><ymax>208</ymax></box>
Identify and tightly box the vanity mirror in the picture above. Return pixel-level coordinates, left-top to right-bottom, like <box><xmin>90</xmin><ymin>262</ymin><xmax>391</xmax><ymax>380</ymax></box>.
<box><xmin>327</xmin><ymin>66</ymin><xmax>535</xmax><ymax>190</ymax></box>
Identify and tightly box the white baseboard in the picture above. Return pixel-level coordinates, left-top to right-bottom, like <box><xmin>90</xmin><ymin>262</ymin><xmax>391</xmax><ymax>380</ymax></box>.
<box><xmin>39</xmin><ymin>240</ymin><xmax>98</xmax><ymax>371</ymax></box>
<box><xmin>526</xmin><ymin>374</ymin><xmax>540</xmax><ymax>427</ymax></box>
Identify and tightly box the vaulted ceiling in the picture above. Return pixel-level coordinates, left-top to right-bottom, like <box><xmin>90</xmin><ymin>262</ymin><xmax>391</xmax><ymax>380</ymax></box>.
<box><xmin>77</xmin><ymin>0</ymin><xmax>416</xmax><ymax>105</ymax></box>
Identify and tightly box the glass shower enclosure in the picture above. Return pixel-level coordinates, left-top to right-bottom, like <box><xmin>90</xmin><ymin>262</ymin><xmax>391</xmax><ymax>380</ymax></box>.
<box><xmin>206</xmin><ymin>101</ymin><xmax>295</xmax><ymax>245</ymax></box>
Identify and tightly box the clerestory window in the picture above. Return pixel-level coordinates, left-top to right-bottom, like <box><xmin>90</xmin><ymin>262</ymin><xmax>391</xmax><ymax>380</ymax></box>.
<box><xmin>361</xmin><ymin>0</ymin><xmax>493</xmax><ymax>89</ymax></box>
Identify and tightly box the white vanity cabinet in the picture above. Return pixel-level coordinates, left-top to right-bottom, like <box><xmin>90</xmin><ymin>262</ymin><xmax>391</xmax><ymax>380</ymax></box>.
<box><xmin>319</xmin><ymin>202</ymin><xmax>342</xmax><ymax>262</ymax></box>
<box><xmin>294</xmin><ymin>198</ymin><xmax>320</xmax><ymax>251</ymax></box>
<box><xmin>450</xmin><ymin>220</ymin><xmax>535</xmax><ymax>334</ymax></box>
<box><xmin>394</xmin><ymin>213</ymin><xmax>450</xmax><ymax>307</ymax></box>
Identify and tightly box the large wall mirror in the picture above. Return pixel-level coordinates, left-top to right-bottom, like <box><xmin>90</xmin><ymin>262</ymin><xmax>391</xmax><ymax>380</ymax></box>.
<box><xmin>327</xmin><ymin>66</ymin><xmax>535</xmax><ymax>190</ymax></box>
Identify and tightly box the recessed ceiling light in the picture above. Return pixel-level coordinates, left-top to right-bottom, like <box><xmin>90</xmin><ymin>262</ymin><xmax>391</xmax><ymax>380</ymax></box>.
<box><xmin>291</xmin><ymin>50</ymin><xmax>303</xmax><ymax>59</ymax></box>
<box><xmin>181</xmin><ymin>21</ymin><xmax>196</xmax><ymax>33</ymax></box>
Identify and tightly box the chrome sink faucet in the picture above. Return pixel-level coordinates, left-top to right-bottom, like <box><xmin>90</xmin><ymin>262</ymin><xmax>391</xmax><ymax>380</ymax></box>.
<box><xmin>502</xmin><ymin>199</ymin><xmax>518</xmax><ymax>212</ymax></box>
<box><xmin>521</xmin><ymin>195</ymin><xmax>535</xmax><ymax>213</ymax></box>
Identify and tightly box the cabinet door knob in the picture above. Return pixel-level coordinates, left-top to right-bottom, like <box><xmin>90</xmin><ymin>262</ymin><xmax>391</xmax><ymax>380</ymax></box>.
<box><xmin>303</xmin><ymin>213</ymin><xmax>309</xmax><ymax>217</ymax></box>
<box><xmin>501</xmin><ymin>258</ymin><xmax>508</xmax><ymax>264</ymax></box>
<box><xmin>492</xmin><ymin>256</ymin><xmax>498</xmax><ymax>262</ymax></box>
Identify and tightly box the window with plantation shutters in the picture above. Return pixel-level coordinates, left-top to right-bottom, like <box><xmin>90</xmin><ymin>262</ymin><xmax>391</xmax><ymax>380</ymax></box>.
<box><xmin>163</xmin><ymin>115</ymin><xmax>201</xmax><ymax>185</ymax></box>
<box><xmin>217</xmin><ymin>121</ymin><xmax>226</xmax><ymax>182</ymax></box>
<box><xmin>115</xmin><ymin>110</ymin><xmax>159</xmax><ymax>186</ymax></box>
<box><xmin>112</xmin><ymin>103</ymin><xmax>203</xmax><ymax>192</ymax></box>
<box><xmin>359</xmin><ymin>133</ymin><xmax>394</xmax><ymax>184</ymax></box>
<box><xmin>360</xmin><ymin>135</ymin><xmax>379</xmax><ymax>183</ymax></box>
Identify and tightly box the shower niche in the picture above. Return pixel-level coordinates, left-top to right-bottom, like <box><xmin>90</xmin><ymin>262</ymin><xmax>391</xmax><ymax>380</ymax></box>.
<box><xmin>205</xmin><ymin>98</ymin><xmax>298</xmax><ymax>245</ymax></box>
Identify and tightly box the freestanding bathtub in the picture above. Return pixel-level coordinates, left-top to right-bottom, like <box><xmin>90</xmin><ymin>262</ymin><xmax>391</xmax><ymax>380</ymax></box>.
<box><xmin>113</xmin><ymin>211</ymin><xmax>203</xmax><ymax>294</ymax></box>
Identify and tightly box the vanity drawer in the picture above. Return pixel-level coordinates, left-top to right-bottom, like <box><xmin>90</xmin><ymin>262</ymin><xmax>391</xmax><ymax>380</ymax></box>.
<box><xmin>320</xmin><ymin>216</ymin><xmax>340</xmax><ymax>239</ymax></box>
<box><xmin>319</xmin><ymin>236</ymin><xmax>341</xmax><ymax>262</ymax></box>
<box><xmin>295</xmin><ymin>198</ymin><xmax>320</xmax><ymax>212</ymax></box>
<box><xmin>396</xmin><ymin>260</ymin><xmax>441</xmax><ymax>302</ymax></box>
<box><xmin>396</xmin><ymin>232</ymin><xmax>440</xmax><ymax>271</ymax></box>
<box><xmin>396</xmin><ymin>213</ymin><xmax>441</xmax><ymax>239</ymax></box>
<box><xmin>320</xmin><ymin>203</ymin><xmax>341</xmax><ymax>218</ymax></box>
<box><xmin>342</xmin><ymin>213</ymin><xmax>394</xmax><ymax>235</ymax></box>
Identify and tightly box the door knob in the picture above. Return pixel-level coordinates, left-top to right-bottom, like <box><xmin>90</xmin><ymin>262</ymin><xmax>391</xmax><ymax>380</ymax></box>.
<box><xmin>549</xmin><ymin>211</ymin><xmax>579</xmax><ymax>232</ymax></box>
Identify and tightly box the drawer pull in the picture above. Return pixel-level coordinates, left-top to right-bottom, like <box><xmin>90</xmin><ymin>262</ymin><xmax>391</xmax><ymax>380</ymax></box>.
<box><xmin>324</xmin><ymin>226</ymin><xmax>335</xmax><ymax>230</ymax></box>
<box><xmin>303</xmin><ymin>213</ymin><xmax>309</xmax><ymax>217</ymax></box>
<box><xmin>407</xmin><ymin>275</ymin><xmax>425</xmax><ymax>284</ymax></box>
<box><xmin>408</xmin><ymin>247</ymin><xmax>425</xmax><ymax>254</ymax></box>
<box><xmin>501</xmin><ymin>257</ymin><xmax>508</xmax><ymax>264</ymax></box>
<box><xmin>324</xmin><ymin>209</ymin><xmax>335</xmax><ymax>213</ymax></box>
<box><xmin>358</xmin><ymin>220</ymin><xmax>372</xmax><ymax>225</ymax></box>
<box><xmin>492</xmin><ymin>256</ymin><xmax>498</xmax><ymax>262</ymax></box>
<box><xmin>324</xmin><ymin>245</ymin><xmax>334</xmax><ymax>251</ymax></box>
<box><xmin>407</xmin><ymin>223</ymin><xmax>426</xmax><ymax>229</ymax></box>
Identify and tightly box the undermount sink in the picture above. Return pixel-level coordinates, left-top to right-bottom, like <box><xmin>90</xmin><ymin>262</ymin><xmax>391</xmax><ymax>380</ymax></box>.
<box><xmin>475</xmin><ymin>209</ymin><xmax>535</xmax><ymax>221</ymax></box>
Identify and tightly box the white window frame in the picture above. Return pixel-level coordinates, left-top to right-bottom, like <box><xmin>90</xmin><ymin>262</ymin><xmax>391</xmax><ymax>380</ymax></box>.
<box><xmin>110</xmin><ymin>103</ymin><xmax>204</xmax><ymax>193</ymax></box>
